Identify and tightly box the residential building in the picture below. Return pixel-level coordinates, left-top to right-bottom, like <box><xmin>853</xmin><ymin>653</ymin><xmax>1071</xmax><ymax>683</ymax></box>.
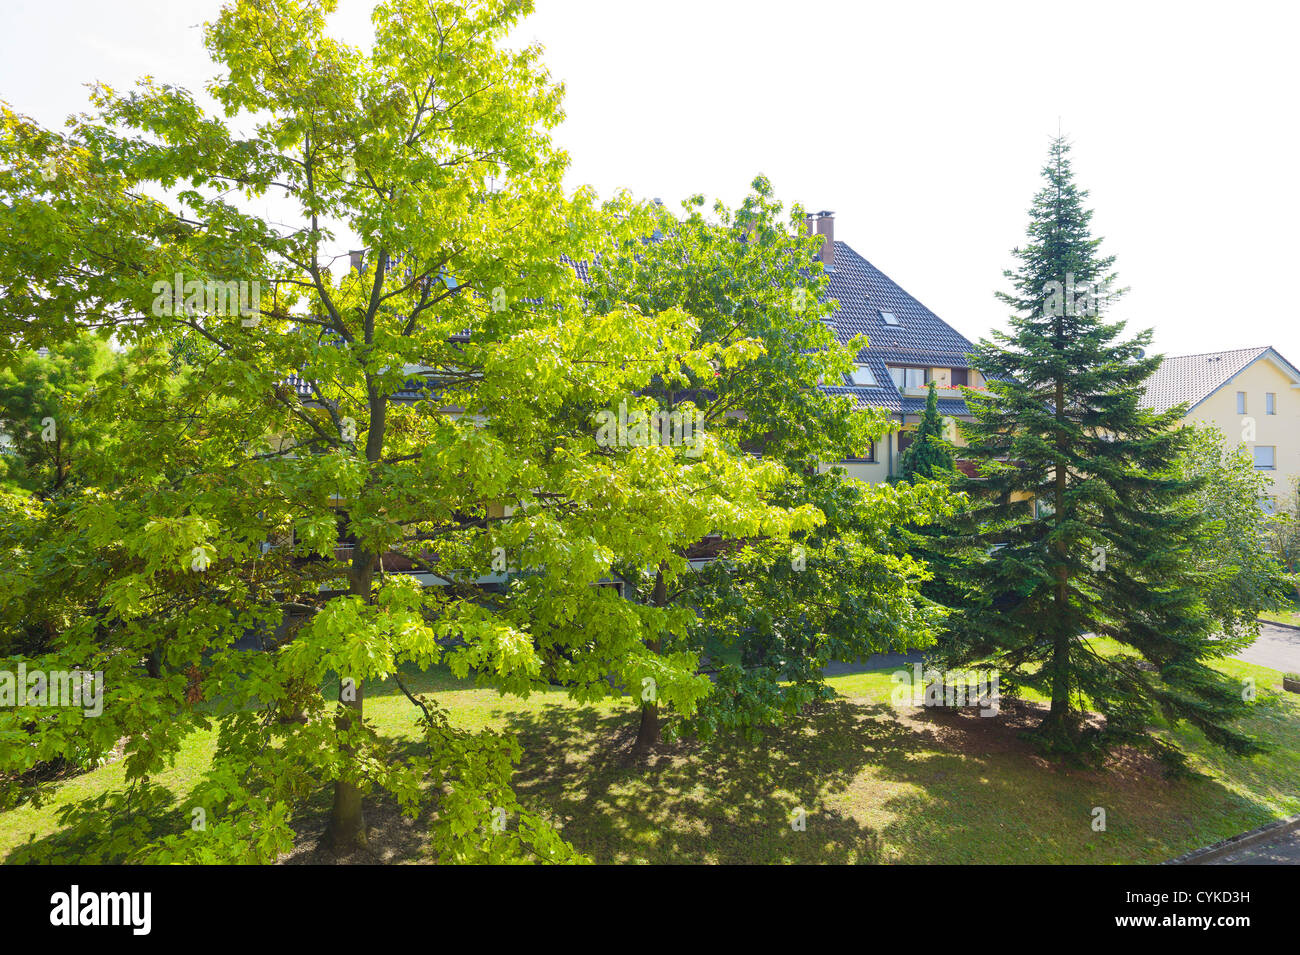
<box><xmin>1143</xmin><ymin>346</ymin><xmax>1300</xmax><ymax>513</ymax></box>
<box><xmin>808</xmin><ymin>213</ymin><xmax>982</xmax><ymax>482</ymax></box>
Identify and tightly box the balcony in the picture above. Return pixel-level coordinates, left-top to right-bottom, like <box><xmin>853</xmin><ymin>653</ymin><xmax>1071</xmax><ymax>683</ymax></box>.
<box><xmin>900</xmin><ymin>384</ymin><xmax>967</xmax><ymax>399</ymax></box>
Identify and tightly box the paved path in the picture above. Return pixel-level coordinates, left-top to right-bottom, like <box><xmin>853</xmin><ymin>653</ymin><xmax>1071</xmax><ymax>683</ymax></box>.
<box><xmin>822</xmin><ymin>651</ymin><xmax>925</xmax><ymax>677</ymax></box>
<box><xmin>1233</xmin><ymin>622</ymin><xmax>1300</xmax><ymax>673</ymax></box>
<box><xmin>819</xmin><ymin>623</ymin><xmax>1300</xmax><ymax>679</ymax></box>
<box><xmin>1204</xmin><ymin>826</ymin><xmax>1300</xmax><ymax>865</ymax></box>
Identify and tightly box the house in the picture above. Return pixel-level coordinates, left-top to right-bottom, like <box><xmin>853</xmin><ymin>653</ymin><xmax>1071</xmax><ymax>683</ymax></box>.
<box><xmin>807</xmin><ymin>213</ymin><xmax>983</xmax><ymax>482</ymax></box>
<box><xmin>1143</xmin><ymin>346</ymin><xmax>1300</xmax><ymax>513</ymax></box>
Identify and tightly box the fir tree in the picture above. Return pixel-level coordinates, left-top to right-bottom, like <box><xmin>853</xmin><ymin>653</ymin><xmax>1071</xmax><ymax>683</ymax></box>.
<box><xmin>940</xmin><ymin>136</ymin><xmax>1260</xmax><ymax>764</ymax></box>
<box><xmin>898</xmin><ymin>380</ymin><xmax>956</xmax><ymax>483</ymax></box>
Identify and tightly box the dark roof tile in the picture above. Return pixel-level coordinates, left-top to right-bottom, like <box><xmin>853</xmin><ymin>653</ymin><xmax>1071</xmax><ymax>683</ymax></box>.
<box><xmin>822</xmin><ymin>241</ymin><xmax>978</xmax><ymax>417</ymax></box>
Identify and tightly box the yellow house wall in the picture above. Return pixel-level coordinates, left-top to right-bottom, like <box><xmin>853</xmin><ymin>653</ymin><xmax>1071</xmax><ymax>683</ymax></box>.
<box><xmin>1181</xmin><ymin>355</ymin><xmax>1300</xmax><ymax>508</ymax></box>
<box><xmin>831</xmin><ymin>429</ymin><xmax>895</xmax><ymax>484</ymax></box>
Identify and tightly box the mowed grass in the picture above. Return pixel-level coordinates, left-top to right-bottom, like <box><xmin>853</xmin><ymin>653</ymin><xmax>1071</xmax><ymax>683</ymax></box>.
<box><xmin>3</xmin><ymin>652</ymin><xmax>1298</xmax><ymax>864</ymax></box>
<box><xmin>1261</xmin><ymin>606</ymin><xmax>1300</xmax><ymax>629</ymax></box>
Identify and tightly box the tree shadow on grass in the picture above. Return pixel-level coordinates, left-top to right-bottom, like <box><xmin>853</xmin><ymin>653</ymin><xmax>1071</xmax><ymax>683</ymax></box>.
<box><xmin>280</xmin><ymin>788</ymin><xmax>436</xmax><ymax>865</ymax></box>
<box><xmin>497</xmin><ymin>698</ymin><xmax>944</xmax><ymax>864</ymax></box>
<box><xmin>278</xmin><ymin>687</ymin><xmax>1300</xmax><ymax>865</ymax></box>
<box><xmin>14</xmin><ymin>684</ymin><xmax>1293</xmax><ymax>865</ymax></box>
<box><xmin>868</xmin><ymin>695</ymin><xmax>1300</xmax><ymax>864</ymax></box>
<box><xmin>493</xmin><ymin>691</ymin><xmax>1300</xmax><ymax>865</ymax></box>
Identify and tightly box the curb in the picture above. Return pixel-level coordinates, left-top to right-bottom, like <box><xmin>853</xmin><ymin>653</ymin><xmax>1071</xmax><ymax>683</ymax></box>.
<box><xmin>1259</xmin><ymin>617</ymin><xmax>1300</xmax><ymax>632</ymax></box>
<box><xmin>1164</xmin><ymin>814</ymin><xmax>1300</xmax><ymax>865</ymax></box>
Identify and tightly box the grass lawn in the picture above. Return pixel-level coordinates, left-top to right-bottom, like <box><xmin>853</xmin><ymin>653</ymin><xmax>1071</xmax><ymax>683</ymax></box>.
<box><xmin>3</xmin><ymin>653</ymin><xmax>1298</xmax><ymax>864</ymax></box>
<box><xmin>1261</xmin><ymin>607</ymin><xmax>1300</xmax><ymax>628</ymax></box>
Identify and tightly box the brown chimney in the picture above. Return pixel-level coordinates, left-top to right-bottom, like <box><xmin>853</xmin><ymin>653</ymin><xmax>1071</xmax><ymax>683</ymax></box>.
<box><xmin>815</xmin><ymin>211</ymin><xmax>834</xmax><ymax>271</ymax></box>
<box><xmin>349</xmin><ymin>249</ymin><xmax>365</xmax><ymax>273</ymax></box>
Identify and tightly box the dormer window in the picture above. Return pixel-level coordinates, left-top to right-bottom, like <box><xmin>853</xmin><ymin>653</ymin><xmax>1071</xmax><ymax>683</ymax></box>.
<box><xmin>888</xmin><ymin>366</ymin><xmax>926</xmax><ymax>389</ymax></box>
<box><xmin>849</xmin><ymin>364</ymin><xmax>877</xmax><ymax>386</ymax></box>
<box><xmin>880</xmin><ymin>311</ymin><xmax>899</xmax><ymax>326</ymax></box>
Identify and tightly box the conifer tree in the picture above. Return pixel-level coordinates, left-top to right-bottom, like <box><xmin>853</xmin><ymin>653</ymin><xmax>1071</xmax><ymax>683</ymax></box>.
<box><xmin>898</xmin><ymin>380</ymin><xmax>956</xmax><ymax>483</ymax></box>
<box><xmin>940</xmin><ymin>136</ymin><xmax>1260</xmax><ymax>764</ymax></box>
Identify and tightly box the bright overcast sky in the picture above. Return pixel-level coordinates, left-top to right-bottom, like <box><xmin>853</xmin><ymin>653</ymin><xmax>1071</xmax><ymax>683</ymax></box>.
<box><xmin>2</xmin><ymin>0</ymin><xmax>1297</xmax><ymax>363</ymax></box>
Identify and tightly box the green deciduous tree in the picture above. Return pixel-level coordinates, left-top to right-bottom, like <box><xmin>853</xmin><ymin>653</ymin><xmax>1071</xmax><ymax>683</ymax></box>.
<box><xmin>939</xmin><ymin>136</ymin><xmax>1262</xmax><ymax>765</ymax></box>
<box><xmin>1175</xmin><ymin>425</ymin><xmax>1296</xmax><ymax>633</ymax></box>
<box><xmin>0</xmin><ymin>0</ymin><xmax>809</xmax><ymax>861</ymax></box>
<box><xmin>584</xmin><ymin>180</ymin><xmax>953</xmax><ymax>744</ymax></box>
<box><xmin>1269</xmin><ymin>476</ymin><xmax>1300</xmax><ymax>603</ymax></box>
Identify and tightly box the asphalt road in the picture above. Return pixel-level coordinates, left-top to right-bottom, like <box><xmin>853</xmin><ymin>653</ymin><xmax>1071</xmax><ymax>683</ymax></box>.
<box><xmin>822</xmin><ymin>623</ymin><xmax>1300</xmax><ymax>678</ymax></box>
<box><xmin>1204</xmin><ymin>826</ymin><xmax>1300</xmax><ymax>865</ymax></box>
<box><xmin>1233</xmin><ymin>622</ymin><xmax>1300</xmax><ymax>673</ymax></box>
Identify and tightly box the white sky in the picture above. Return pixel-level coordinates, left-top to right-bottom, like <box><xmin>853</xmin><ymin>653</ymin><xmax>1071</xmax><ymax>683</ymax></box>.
<box><xmin>2</xmin><ymin>0</ymin><xmax>1297</xmax><ymax>363</ymax></box>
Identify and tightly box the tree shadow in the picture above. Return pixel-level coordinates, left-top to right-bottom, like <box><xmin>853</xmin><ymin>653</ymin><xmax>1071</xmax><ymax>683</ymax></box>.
<box><xmin>9</xmin><ymin>679</ymin><xmax>1294</xmax><ymax>865</ymax></box>
<box><xmin>498</xmin><ymin>698</ymin><xmax>943</xmax><ymax>864</ymax></box>
<box><xmin>865</xmin><ymin>695</ymin><xmax>1300</xmax><ymax>863</ymax></box>
<box><xmin>498</xmin><ymin>691</ymin><xmax>1300</xmax><ymax>865</ymax></box>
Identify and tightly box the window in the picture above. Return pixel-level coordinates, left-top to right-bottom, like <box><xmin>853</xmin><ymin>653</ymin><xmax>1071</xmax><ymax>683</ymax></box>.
<box><xmin>1253</xmin><ymin>446</ymin><xmax>1276</xmax><ymax>469</ymax></box>
<box><xmin>1237</xmin><ymin>391</ymin><xmax>1247</xmax><ymax>414</ymax></box>
<box><xmin>335</xmin><ymin>513</ymin><xmax>357</xmax><ymax>550</ymax></box>
<box><xmin>950</xmin><ymin>368</ymin><xmax>969</xmax><ymax>387</ymax></box>
<box><xmin>880</xmin><ymin>310</ymin><xmax>899</xmax><ymax>326</ymax></box>
<box><xmin>888</xmin><ymin>366</ymin><xmax>925</xmax><ymax>389</ymax></box>
<box><xmin>1266</xmin><ymin>392</ymin><xmax>1276</xmax><ymax>415</ymax></box>
<box><xmin>1261</xmin><ymin>496</ymin><xmax>1277</xmax><ymax>516</ymax></box>
<box><xmin>846</xmin><ymin>440</ymin><xmax>875</xmax><ymax>463</ymax></box>
<box><xmin>849</xmin><ymin>364</ymin><xmax>877</xmax><ymax>386</ymax></box>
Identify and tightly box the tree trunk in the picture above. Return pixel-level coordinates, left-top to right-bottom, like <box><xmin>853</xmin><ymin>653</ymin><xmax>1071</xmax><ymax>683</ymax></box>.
<box><xmin>323</xmin><ymin>368</ymin><xmax>386</xmax><ymax>852</ymax></box>
<box><xmin>632</xmin><ymin>566</ymin><xmax>668</xmax><ymax>755</ymax></box>
<box><xmin>323</xmin><ymin>676</ymin><xmax>367</xmax><ymax>852</ymax></box>
<box><xmin>322</xmin><ymin>529</ymin><xmax>378</xmax><ymax>852</ymax></box>
<box><xmin>1045</xmin><ymin>372</ymin><xmax>1074</xmax><ymax>742</ymax></box>
<box><xmin>633</xmin><ymin>699</ymin><xmax>659</xmax><ymax>754</ymax></box>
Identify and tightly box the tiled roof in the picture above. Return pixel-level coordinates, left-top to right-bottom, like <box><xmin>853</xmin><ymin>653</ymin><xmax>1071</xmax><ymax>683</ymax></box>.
<box><xmin>1142</xmin><ymin>346</ymin><xmax>1271</xmax><ymax>414</ymax></box>
<box><xmin>823</xmin><ymin>383</ymin><xmax>972</xmax><ymax>416</ymax></box>
<box><xmin>563</xmin><ymin>255</ymin><xmax>592</xmax><ymax>283</ymax></box>
<box><xmin>284</xmin><ymin>372</ymin><xmax>316</xmax><ymax>400</ymax></box>
<box><xmin>563</xmin><ymin>239</ymin><xmax>978</xmax><ymax>417</ymax></box>
<box><xmin>821</xmin><ymin>241</ymin><xmax>979</xmax><ymax>416</ymax></box>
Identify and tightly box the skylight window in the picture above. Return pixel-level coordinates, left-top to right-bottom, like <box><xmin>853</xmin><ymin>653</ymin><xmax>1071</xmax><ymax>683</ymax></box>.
<box><xmin>849</xmin><ymin>364</ymin><xmax>877</xmax><ymax>386</ymax></box>
<box><xmin>880</xmin><ymin>311</ymin><xmax>899</xmax><ymax>326</ymax></box>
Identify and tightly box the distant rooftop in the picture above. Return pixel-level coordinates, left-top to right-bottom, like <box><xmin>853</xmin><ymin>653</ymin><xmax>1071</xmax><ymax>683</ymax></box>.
<box><xmin>1142</xmin><ymin>346</ymin><xmax>1282</xmax><ymax>414</ymax></box>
